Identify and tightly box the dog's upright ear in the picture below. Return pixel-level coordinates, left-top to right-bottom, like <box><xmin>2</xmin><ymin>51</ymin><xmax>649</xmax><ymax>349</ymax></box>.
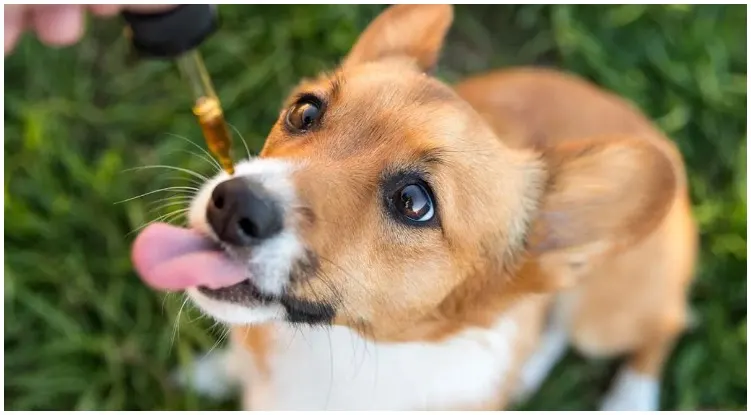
<box><xmin>342</xmin><ymin>5</ymin><xmax>454</xmax><ymax>72</ymax></box>
<box><xmin>526</xmin><ymin>136</ymin><xmax>677</xmax><ymax>286</ymax></box>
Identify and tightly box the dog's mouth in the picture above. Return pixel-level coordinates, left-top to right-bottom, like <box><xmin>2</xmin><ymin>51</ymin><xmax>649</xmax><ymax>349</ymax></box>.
<box><xmin>132</xmin><ymin>222</ymin><xmax>336</xmax><ymax>324</ymax></box>
<box><xmin>197</xmin><ymin>279</ymin><xmax>266</xmax><ymax>303</ymax></box>
<box><xmin>132</xmin><ymin>222</ymin><xmax>275</xmax><ymax>303</ymax></box>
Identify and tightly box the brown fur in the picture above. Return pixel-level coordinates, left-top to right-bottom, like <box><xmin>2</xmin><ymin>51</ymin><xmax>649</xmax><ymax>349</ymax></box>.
<box><xmin>235</xmin><ymin>4</ymin><xmax>696</xmax><ymax>408</ymax></box>
<box><xmin>233</xmin><ymin>324</ymin><xmax>273</xmax><ymax>380</ymax></box>
<box><xmin>453</xmin><ymin>67</ymin><xmax>697</xmax><ymax>378</ymax></box>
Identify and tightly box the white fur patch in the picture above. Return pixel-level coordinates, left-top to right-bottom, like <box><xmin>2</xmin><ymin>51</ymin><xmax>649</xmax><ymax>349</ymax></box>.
<box><xmin>599</xmin><ymin>368</ymin><xmax>659</xmax><ymax>411</ymax></box>
<box><xmin>186</xmin><ymin>287</ymin><xmax>285</xmax><ymax>326</ymax></box>
<box><xmin>247</xmin><ymin>229</ymin><xmax>304</xmax><ymax>295</ymax></box>
<box><xmin>238</xmin><ymin>314</ymin><xmax>519</xmax><ymax>410</ymax></box>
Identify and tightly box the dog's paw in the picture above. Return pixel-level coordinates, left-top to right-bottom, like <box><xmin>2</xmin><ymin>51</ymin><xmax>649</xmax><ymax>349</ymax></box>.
<box><xmin>171</xmin><ymin>350</ymin><xmax>239</xmax><ymax>401</ymax></box>
<box><xmin>599</xmin><ymin>368</ymin><xmax>659</xmax><ymax>411</ymax></box>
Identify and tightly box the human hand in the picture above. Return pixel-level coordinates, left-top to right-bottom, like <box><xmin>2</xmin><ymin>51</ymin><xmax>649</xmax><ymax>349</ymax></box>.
<box><xmin>4</xmin><ymin>4</ymin><xmax>176</xmax><ymax>56</ymax></box>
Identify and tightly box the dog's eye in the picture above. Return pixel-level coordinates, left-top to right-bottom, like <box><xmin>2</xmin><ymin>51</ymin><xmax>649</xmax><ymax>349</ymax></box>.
<box><xmin>392</xmin><ymin>183</ymin><xmax>434</xmax><ymax>222</ymax></box>
<box><xmin>285</xmin><ymin>97</ymin><xmax>322</xmax><ymax>132</ymax></box>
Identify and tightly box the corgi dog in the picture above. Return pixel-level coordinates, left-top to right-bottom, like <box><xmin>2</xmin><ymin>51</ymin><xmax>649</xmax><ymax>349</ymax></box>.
<box><xmin>132</xmin><ymin>4</ymin><xmax>697</xmax><ymax>411</ymax></box>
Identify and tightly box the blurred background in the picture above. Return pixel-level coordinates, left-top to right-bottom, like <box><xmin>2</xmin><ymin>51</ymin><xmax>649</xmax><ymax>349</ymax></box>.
<box><xmin>4</xmin><ymin>4</ymin><xmax>746</xmax><ymax>411</ymax></box>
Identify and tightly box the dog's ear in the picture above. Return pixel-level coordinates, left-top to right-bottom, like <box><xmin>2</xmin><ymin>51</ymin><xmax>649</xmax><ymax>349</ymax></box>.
<box><xmin>342</xmin><ymin>5</ymin><xmax>453</xmax><ymax>73</ymax></box>
<box><xmin>528</xmin><ymin>136</ymin><xmax>677</xmax><ymax>266</ymax></box>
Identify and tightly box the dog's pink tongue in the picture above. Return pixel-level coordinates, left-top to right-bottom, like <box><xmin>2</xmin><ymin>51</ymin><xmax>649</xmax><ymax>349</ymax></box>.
<box><xmin>131</xmin><ymin>223</ymin><xmax>247</xmax><ymax>292</ymax></box>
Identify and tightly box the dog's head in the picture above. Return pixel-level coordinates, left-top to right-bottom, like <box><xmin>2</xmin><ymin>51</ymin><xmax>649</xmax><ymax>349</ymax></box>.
<box><xmin>137</xmin><ymin>5</ymin><xmax>676</xmax><ymax>341</ymax></box>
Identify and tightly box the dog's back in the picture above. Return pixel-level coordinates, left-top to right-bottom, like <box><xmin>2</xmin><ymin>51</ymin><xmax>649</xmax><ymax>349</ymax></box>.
<box><xmin>455</xmin><ymin>66</ymin><xmax>698</xmax><ymax>409</ymax></box>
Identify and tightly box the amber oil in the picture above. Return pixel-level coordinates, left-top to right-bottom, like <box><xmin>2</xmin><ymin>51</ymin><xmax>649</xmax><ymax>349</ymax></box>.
<box><xmin>176</xmin><ymin>50</ymin><xmax>235</xmax><ymax>175</ymax></box>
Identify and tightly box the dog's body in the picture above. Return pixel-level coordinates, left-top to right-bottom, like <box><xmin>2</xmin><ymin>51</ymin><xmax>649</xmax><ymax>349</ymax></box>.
<box><xmin>134</xmin><ymin>5</ymin><xmax>697</xmax><ymax>411</ymax></box>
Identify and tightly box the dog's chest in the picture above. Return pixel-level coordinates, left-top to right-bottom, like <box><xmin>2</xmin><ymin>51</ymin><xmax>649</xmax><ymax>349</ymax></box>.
<box><xmin>242</xmin><ymin>317</ymin><xmax>519</xmax><ymax>410</ymax></box>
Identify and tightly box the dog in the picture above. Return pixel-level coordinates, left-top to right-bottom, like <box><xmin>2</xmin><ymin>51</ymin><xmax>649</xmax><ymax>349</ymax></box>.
<box><xmin>132</xmin><ymin>4</ymin><xmax>697</xmax><ymax>410</ymax></box>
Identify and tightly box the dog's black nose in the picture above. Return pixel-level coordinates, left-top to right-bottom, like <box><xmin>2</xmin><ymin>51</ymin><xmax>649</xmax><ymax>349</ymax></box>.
<box><xmin>207</xmin><ymin>177</ymin><xmax>283</xmax><ymax>246</ymax></box>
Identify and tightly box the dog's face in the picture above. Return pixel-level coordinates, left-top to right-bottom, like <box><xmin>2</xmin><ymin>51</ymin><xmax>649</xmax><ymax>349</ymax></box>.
<box><xmin>184</xmin><ymin>5</ymin><xmax>677</xmax><ymax>341</ymax></box>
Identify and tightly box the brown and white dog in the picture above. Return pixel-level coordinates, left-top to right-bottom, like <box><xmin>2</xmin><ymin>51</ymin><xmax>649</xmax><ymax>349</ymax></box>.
<box><xmin>132</xmin><ymin>4</ymin><xmax>698</xmax><ymax>410</ymax></box>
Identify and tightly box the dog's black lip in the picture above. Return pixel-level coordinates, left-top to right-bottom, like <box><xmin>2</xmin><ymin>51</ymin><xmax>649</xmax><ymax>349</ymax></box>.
<box><xmin>197</xmin><ymin>279</ymin><xmax>272</xmax><ymax>302</ymax></box>
<box><xmin>196</xmin><ymin>278</ymin><xmax>335</xmax><ymax>325</ymax></box>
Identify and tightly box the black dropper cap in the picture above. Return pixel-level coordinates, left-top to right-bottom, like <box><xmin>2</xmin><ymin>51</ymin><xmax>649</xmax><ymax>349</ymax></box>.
<box><xmin>121</xmin><ymin>5</ymin><xmax>219</xmax><ymax>59</ymax></box>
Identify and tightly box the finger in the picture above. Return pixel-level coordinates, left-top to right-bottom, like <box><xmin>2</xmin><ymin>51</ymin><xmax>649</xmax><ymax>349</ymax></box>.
<box><xmin>123</xmin><ymin>4</ymin><xmax>178</xmax><ymax>14</ymax></box>
<box><xmin>4</xmin><ymin>5</ymin><xmax>28</xmax><ymax>56</ymax></box>
<box><xmin>89</xmin><ymin>4</ymin><xmax>176</xmax><ymax>18</ymax></box>
<box><xmin>31</xmin><ymin>5</ymin><xmax>85</xmax><ymax>47</ymax></box>
<box><xmin>88</xmin><ymin>4</ymin><xmax>123</xmax><ymax>17</ymax></box>
<box><xmin>88</xmin><ymin>4</ymin><xmax>178</xmax><ymax>19</ymax></box>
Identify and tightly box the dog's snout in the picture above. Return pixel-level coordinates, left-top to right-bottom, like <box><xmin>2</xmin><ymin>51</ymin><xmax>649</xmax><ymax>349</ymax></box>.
<box><xmin>207</xmin><ymin>177</ymin><xmax>284</xmax><ymax>246</ymax></box>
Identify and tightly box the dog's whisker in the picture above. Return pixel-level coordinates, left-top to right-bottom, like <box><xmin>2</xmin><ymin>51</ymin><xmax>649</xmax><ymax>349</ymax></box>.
<box><xmin>152</xmin><ymin>170</ymin><xmax>209</xmax><ymax>188</ymax></box>
<box><xmin>161</xmin><ymin>177</ymin><xmax>205</xmax><ymax>189</ymax></box>
<box><xmin>227</xmin><ymin>122</ymin><xmax>253</xmax><ymax>161</ymax></box>
<box><xmin>171</xmin><ymin>295</ymin><xmax>190</xmax><ymax>351</ymax></box>
<box><xmin>187</xmin><ymin>307</ymin><xmax>207</xmax><ymax>324</ymax></box>
<box><xmin>126</xmin><ymin>208</ymin><xmax>190</xmax><ymax>237</ymax></box>
<box><xmin>161</xmin><ymin>292</ymin><xmax>173</xmax><ymax>313</ymax></box>
<box><xmin>164</xmin><ymin>132</ymin><xmax>223</xmax><ymax>167</ymax></box>
<box><xmin>145</xmin><ymin>199</ymin><xmax>192</xmax><ymax>216</ymax></box>
<box><xmin>148</xmin><ymin>206</ymin><xmax>190</xmax><ymax>220</ymax></box>
<box><xmin>206</xmin><ymin>326</ymin><xmax>231</xmax><ymax>358</ymax></box>
<box><xmin>122</xmin><ymin>165</ymin><xmax>209</xmax><ymax>182</ymax></box>
<box><xmin>163</xmin><ymin>148</ymin><xmax>223</xmax><ymax>173</ymax></box>
<box><xmin>145</xmin><ymin>195</ymin><xmax>195</xmax><ymax>208</ymax></box>
<box><xmin>129</xmin><ymin>209</ymin><xmax>189</xmax><ymax>236</ymax></box>
<box><xmin>164</xmin><ymin>209</ymin><xmax>190</xmax><ymax>226</ymax></box>
<box><xmin>115</xmin><ymin>186</ymin><xmax>199</xmax><ymax>204</ymax></box>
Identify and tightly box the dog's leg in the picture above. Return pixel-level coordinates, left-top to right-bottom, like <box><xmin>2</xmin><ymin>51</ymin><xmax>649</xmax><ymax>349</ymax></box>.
<box><xmin>599</xmin><ymin>299</ymin><xmax>689</xmax><ymax>411</ymax></box>
<box><xmin>599</xmin><ymin>333</ymin><xmax>678</xmax><ymax>411</ymax></box>
<box><xmin>172</xmin><ymin>336</ymin><xmax>248</xmax><ymax>401</ymax></box>
<box><xmin>512</xmin><ymin>293</ymin><xmax>572</xmax><ymax>403</ymax></box>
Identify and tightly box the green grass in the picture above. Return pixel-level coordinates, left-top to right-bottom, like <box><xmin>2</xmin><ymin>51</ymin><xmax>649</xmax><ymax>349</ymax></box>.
<box><xmin>4</xmin><ymin>5</ymin><xmax>746</xmax><ymax>410</ymax></box>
